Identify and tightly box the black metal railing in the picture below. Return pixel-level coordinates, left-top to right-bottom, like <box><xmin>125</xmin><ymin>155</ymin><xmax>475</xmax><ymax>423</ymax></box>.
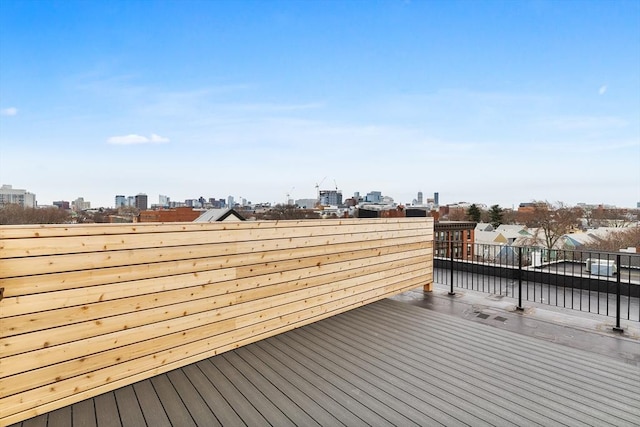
<box><xmin>434</xmin><ymin>242</ymin><xmax>640</xmax><ymax>327</ymax></box>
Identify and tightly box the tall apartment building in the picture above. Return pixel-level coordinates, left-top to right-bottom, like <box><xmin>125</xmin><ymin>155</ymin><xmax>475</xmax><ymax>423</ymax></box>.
<box><xmin>135</xmin><ymin>194</ymin><xmax>148</xmax><ymax>211</ymax></box>
<box><xmin>115</xmin><ymin>195</ymin><xmax>126</xmax><ymax>208</ymax></box>
<box><xmin>365</xmin><ymin>191</ymin><xmax>382</xmax><ymax>203</ymax></box>
<box><xmin>72</xmin><ymin>197</ymin><xmax>90</xmax><ymax>211</ymax></box>
<box><xmin>319</xmin><ymin>190</ymin><xmax>342</xmax><ymax>206</ymax></box>
<box><xmin>159</xmin><ymin>195</ymin><xmax>170</xmax><ymax>207</ymax></box>
<box><xmin>0</xmin><ymin>184</ymin><xmax>36</xmax><ymax>207</ymax></box>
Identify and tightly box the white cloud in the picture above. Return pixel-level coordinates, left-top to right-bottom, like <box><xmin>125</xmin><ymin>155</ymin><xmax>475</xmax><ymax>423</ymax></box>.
<box><xmin>1</xmin><ymin>107</ymin><xmax>18</xmax><ymax>116</ymax></box>
<box><xmin>599</xmin><ymin>85</ymin><xmax>607</xmax><ymax>95</ymax></box>
<box><xmin>149</xmin><ymin>133</ymin><xmax>170</xmax><ymax>143</ymax></box>
<box><xmin>107</xmin><ymin>133</ymin><xmax>170</xmax><ymax>145</ymax></box>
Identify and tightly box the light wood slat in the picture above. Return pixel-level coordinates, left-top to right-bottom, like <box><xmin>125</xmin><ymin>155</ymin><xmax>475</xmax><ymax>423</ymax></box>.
<box><xmin>1</xmin><ymin>249</ymin><xmax>430</xmax><ymax>336</ymax></box>
<box><xmin>1</xmin><ymin>237</ymin><xmax>431</xmax><ymax>297</ymax></box>
<box><xmin>1</xmin><ymin>264</ymin><xmax>428</xmax><ymax>386</ymax></box>
<box><xmin>0</xmin><ymin>275</ymin><xmax>425</xmax><ymax>423</ymax></box>
<box><xmin>0</xmin><ymin>218</ymin><xmax>430</xmax><ymax>239</ymax></box>
<box><xmin>1</xmin><ymin>256</ymin><xmax>429</xmax><ymax>342</ymax></box>
<box><xmin>0</xmin><ymin>218</ymin><xmax>433</xmax><ymax>425</ymax></box>
<box><xmin>1</xmin><ymin>256</ymin><xmax>430</xmax><ymax>354</ymax></box>
<box><xmin>1</xmin><ymin>241</ymin><xmax>429</xmax><ymax>317</ymax></box>
<box><xmin>0</xmin><ymin>221</ymin><xmax>430</xmax><ymax>258</ymax></box>
<box><xmin>2</xmin><ymin>260</ymin><xmax>430</xmax><ymax>357</ymax></box>
<box><xmin>0</xmin><ymin>229</ymin><xmax>425</xmax><ymax>278</ymax></box>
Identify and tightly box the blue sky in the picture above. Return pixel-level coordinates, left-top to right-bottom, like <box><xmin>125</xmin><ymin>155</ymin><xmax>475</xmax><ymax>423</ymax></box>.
<box><xmin>1</xmin><ymin>0</ymin><xmax>639</xmax><ymax>209</ymax></box>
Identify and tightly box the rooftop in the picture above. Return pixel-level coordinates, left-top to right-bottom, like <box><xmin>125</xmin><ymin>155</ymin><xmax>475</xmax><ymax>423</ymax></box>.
<box><xmin>11</xmin><ymin>284</ymin><xmax>640</xmax><ymax>427</ymax></box>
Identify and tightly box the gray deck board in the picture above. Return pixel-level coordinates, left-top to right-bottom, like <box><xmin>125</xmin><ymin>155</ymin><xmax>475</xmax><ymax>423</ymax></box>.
<box><xmin>47</xmin><ymin>406</ymin><xmax>71</xmax><ymax>427</ymax></box>
<box><xmin>94</xmin><ymin>392</ymin><xmax>121</xmax><ymax>427</ymax></box>
<box><xmin>149</xmin><ymin>375</ymin><xmax>196</xmax><ymax>427</ymax></box>
<box><xmin>368</xmin><ymin>301</ymin><xmax>640</xmax><ymax>424</ymax></box>
<box><xmin>9</xmin><ymin>296</ymin><xmax>640</xmax><ymax>427</ymax></box>
<box><xmin>195</xmin><ymin>359</ymin><xmax>268</xmax><ymax>426</ymax></box>
<box><xmin>71</xmin><ymin>399</ymin><xmax>96</xmax><ymax>427</ymax></box>
<box><xmin>180</xmin><ymin>364</ymin><xmax>245</xmax><ymax>426</ymax></box>
<box><xmin>131</xmin><ymin>380</ymin><xmax>170</xmax><ymax>427</ymax></box>
<box><xmin>214</xmin><ymin>352</ymin><xmax>296</xmax><ymax>427</ymax></box>
<box><xmin>221</xmin><ymin>351</ymin><xmax>322</xmax><ymax>427</ymax></box>
<box><xmin>237</xmin><ymin>343</ymin><xmax>362</xmax><ymax>426</ymax></box>
<box><xmin>114</xmin><ymin>386</ymin><xmax>146</xmax><ymax>427</ymax></box>
<box><xmin>165</xmin><ymin>369</ymin><xmax>221</xmax><ymax>427</ymax></box>
<box><xmin>323</xmin><ymin>303</ymin><xmax>582</xmax><ymax>425</ymax></box>
<box><xmin>257</xmin><ymin>337</ymin><xmax>399</xmax><ymax>427</ymax></box>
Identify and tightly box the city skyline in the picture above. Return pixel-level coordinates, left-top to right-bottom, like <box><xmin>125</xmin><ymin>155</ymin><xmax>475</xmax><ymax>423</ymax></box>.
<box><xmin>2</xmin><ymin>182</ymin><xmax>637</xmax><ymax>211</ymax></box>
<box><xmin>1</xmin><ymin>0</ymin><xmax>639</xmax><ymax>209</ymax></box>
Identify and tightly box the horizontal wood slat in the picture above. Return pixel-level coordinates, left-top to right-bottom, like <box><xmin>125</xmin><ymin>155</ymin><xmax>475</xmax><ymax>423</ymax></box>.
<box><xmin>0</xmin><ymin>218</ymin><xmax>433</xmax><ymax>426</ymax></box>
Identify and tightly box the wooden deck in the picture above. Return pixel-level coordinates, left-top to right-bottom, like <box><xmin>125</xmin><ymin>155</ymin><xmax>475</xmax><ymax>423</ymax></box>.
<box><xmin>11</xmin><ymin>297</ymin><xmax>640</xmax><ymax>427</ymax></box>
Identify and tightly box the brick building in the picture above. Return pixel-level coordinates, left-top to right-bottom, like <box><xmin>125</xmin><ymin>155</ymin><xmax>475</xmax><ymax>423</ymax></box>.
<box><xmin>138</xmin><ymin>207</ymin><xmax>202</xmax><ymax>222</ymax></box>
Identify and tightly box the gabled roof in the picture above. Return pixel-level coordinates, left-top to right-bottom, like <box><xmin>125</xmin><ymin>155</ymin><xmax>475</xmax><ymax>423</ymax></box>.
<box><xmin>475</xmin><ymin>230</ymin><xmax>507</xmax><ymax>244</ymax></box>
<box><xmin>562</xmin><ymin>233</ymin><xmax>596</xmax><ymax>248</ymax></box>
<box><xmin>495</xmin><ymin>224</ymin><xmax>529</xmax><ymax>239</ymax></box>
<box><xmin>475</xmin><ymin>222</ymin><xmax>494</xmax><ymax>232</ymax></box>
<box><xmin>194</xmin><ymin>208</ymin><xmax>246</xmax><ymax>222</ymax></box>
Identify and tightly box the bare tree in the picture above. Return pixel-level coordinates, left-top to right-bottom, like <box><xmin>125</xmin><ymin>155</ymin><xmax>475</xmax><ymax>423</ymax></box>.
<box><xmin>0</xmin><ymin>204</ymin><xmax>71</xmax><ymax>224</ymax></box>
<box><xmin>592</xmin><ymin>207</ymin><xmax>634</xmax><ymax>228</ymax></box>
<box><xmin>262</xmin><ymin>204</ymin><xmax>321</xmax><ymax>220</ymax></box>
<box><xmin>523</xmin><ymin>201</ymin><xmax>583</xmax><ymax>250</ymax></box>
<box><xmin>582</xmin><ymin>227</ymin><xmax>640</xmax><ymax>252</ymax></box>
<box><xmin>447</xmin><ymin>207</ymin><xmax>467</xmax><ymax>221</ymax></box>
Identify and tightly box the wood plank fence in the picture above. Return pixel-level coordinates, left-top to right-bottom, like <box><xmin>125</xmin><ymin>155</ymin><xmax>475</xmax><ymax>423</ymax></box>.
<box><xmin>0</xmin><ymin>218</ymin><xmax>433</xmax><ymax>425</ymax></box>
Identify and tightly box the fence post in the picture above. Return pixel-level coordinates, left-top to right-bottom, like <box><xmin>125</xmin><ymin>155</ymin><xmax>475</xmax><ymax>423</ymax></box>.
<box><xmin>516</xmin><ymin>246</ymin><xmax>524</xmax><ymax>311</ymax></box>
<box><xmin>448</xmin><ymin>244</ymin><xmax>455</xmax><ymax>295</ymax></box>
<box><xmin>613</xmin><ymin>254</ymin><xmax>623</xmax><ymax>333</ymax></box>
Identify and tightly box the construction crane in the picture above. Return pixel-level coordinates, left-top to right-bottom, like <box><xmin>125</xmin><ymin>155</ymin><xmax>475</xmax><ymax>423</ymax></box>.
<box><xmin>315</xmin><ymin>176</ymin><xmax>326</xmax><ymax>201</ymax></box>
<box><xmin>285</xmin><ymin>187</ymin><xmax>295</xmax><ymax>205</ymax></box>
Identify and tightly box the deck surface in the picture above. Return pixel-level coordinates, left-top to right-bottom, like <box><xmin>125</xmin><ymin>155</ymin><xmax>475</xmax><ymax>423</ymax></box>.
<box><xmin>12</xmin><ymin>296</ymin><xmax>640</xmax><ymax>427</ymax></box>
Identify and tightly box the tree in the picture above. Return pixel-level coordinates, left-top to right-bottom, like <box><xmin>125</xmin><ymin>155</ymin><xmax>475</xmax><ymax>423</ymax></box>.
<box><xmin>467</xmin><ymin>204</ymin><xmax>482</xmax><ymax>222</ymax></box>
<box><xmin>488</xmin><ymin>205</ymin><xmax>503</xmax><ymax>228</ymax></box>
<box><xmin>523</xmin><ymin>201</ymin><xmax>583</xmax><ymax>251</ymax></box>
<box><xmin>582</xmin><ymin>227</ymin><xmax>640</xmax><ymax>252</ymax></box>
<box><xmin>262</xmin><ymin>204</ymin><xmax>321</xmax><ymax>220</ymax></box>
<box><xmin>447</xmin><ymin>207</ymin><xmax>467</xmax><ymax>221</ymax></box>
<box><xmin>0</xmin><ymin>204</ymin><xmax>71</xmax><ymax>224</ymax></box>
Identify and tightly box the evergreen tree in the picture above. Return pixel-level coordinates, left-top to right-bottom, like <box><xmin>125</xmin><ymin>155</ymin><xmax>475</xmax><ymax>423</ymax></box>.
<box><xmin>489</xmin><ymin>204</ymin><xmax>503</xmax><ymax>228</ymax></box>
<box><xmin>467</xmin><ymin>204</ymin><xmax>481</xmax><ymax>222</ymax></box>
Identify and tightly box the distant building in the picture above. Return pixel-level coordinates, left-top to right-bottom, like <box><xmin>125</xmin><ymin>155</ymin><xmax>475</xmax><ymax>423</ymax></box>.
<box><xmin>53</xmin><ymin>200</ymin><xmax>70</xmax><ymax>210</ymax></box>
<box><xmin>0</xmin><ymin>184</ymin><xmax>36</xmax><ymax>207</ymax></box>
<box><xmin>138</xmin><ymin>207</ymin><xmax>202</xmax><ymax>222</ymax></box>
<box><xmin>115</xmin><ymin>195</ymin><xmax>126</xmax><ymax>208</ymax></box>
<box><xmin>434</xmin><ymin>221</ymin><xmax>476</xmax><ymax>260</ymax></box>
<box><xmin>319</xmin><ymin>190</ymin><xmax>342</xmax><ymax>206</ymax></box>
<box><xmin>159</xmin><ymin>195</ymin><xmax>170</xmax><ymax>207</ymax></box>
<box><xmin>194</xmin><ymin>208</ymin><xmax>246</xmax><ymax>222</ymax></box>
<box><xmin>135</xmin><ymin>193</ymin><xmax>148</xmax><ymax>211</ymax></box>
<box><xmin>518</xmin><ymin>202</ymin><xmax>548</xmax><ymax>214</ymax></box>
<box><xmin>295</xmin><ymin>198</ymin><xmax>318</xmax><ymax>209</ymax></box>
<box><xmin>365</xmin><ymin>191</ymin><xmax>382</xmax><ymax>203</ymax></box>
<box><xmin>72</xmin><ymin>197</ymin><xmax>90</xmax><ymax>211</ymax></box>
